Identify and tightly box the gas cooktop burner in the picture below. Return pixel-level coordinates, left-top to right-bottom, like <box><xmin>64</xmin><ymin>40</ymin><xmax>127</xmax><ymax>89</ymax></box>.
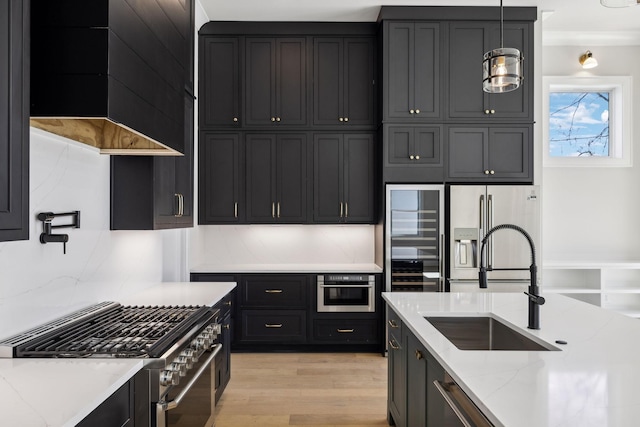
<box><xmin>0</xmin><ymin>302</ymin><xmax>213</xmax><ymax>359</ymax></box>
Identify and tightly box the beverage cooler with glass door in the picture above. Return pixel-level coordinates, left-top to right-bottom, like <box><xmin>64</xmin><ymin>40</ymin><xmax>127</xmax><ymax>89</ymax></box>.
<box><xmin>385</xmin><ymin>185</ymin><xmax>445</xmax><ymax>292</ymax></box>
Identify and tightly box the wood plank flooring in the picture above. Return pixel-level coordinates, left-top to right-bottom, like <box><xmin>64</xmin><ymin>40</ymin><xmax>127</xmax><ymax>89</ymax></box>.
<box><xmin>214</xmin><ymin>353</ymin><xmax>389</xmax><ymax>427</ymax></box>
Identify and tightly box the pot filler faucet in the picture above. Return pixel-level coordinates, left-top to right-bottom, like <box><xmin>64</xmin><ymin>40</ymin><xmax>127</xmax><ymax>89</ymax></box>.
<box><xmin>478</xmin><ymin>223</ymin><xmax>545</xmax><ymax>329</ymax></box>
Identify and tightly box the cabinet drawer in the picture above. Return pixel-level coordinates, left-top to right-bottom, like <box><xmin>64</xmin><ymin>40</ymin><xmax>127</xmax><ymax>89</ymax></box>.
<box><xmin>241</xmin><ymin>275</ymin><xmax>309</xmax><ymax>308</ymax></box>
<box><xmin>387</xmin><ymin>308</ymin><xmax>403</xmax><ymax>339</ymax></box>
<box><xmin>313</xmin><ymin>319</ymin><xmax>380</xmax><ymax>344</ymax></box>
<box><xmin>240</xmin><ymin>310</ymin><xmax>307</xmax><ymax>342</ymax></box>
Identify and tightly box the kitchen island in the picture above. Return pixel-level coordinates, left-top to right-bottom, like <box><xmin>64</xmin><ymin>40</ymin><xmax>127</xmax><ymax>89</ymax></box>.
<box><xmin>384</xmin><ymin>291</ymin><xmax>640</xmax><ymax>427</ymax></box>
<box><xmin>0</xmin><ymin>281</ymin><xmax>236</xmax><ymax>427</ymax></box>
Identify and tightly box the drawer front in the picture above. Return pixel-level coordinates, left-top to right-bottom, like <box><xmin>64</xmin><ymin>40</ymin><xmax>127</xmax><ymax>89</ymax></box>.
<box><xmin>313</xmin><ymin>319</ymin><xmax>380</xmax><ymax>344</ymax></box>
<box><xmin>240</xmin><ymin>310</ymin><xmax>307</xmax><ymax>342</ymax></box>
<box><xmin>241</xmin><ymin>275</ymin><xmax>309</xmax><ymax>308</ymax></box>
<box><xmin>387</xmin><ymin>307</ymin><xmax>403</xmax><ymax>339</ymax></box>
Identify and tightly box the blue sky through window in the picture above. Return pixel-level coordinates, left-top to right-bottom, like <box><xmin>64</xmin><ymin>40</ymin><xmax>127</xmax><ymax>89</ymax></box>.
<box><xmin>548</xmin><ymin>92</ymin><xmax>610</xmax><ymax>157</ymax></box>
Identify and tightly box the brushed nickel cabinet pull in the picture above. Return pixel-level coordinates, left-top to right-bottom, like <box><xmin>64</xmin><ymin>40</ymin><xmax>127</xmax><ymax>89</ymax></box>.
<box><xmin>415</xmin><ymin>350</ymin><xmax>424</xmax><ymax>360</ymax></box>
<box><xmin>388</xmin><ymin>319</ymin><xmax>399</xmax><ymax>328</ymax></box>
<box><xmin>272</xmin><ymin>202</ymin><xmax>275</xmax><ymax>218</ymax></box>
<box><xmin>344</xmin><ymin>117</ymin><xmax>349</xmax><ymax>122</ymax></box>
<box><xmin>337</xmin><ymin>329</ymin><xmax>354</xmax><ymax>333</ymax></box>
<box><xmin>277</xmin><ymin>202</ymin><xmax>280</xmax><ymax>218</ymax></box>
<box><xmin>265</xmin><ymin>324</ymin><xmax>283</xmax><ymax>328</ymax></box>
<box><xmin>265</xmin><ymin>289</ymin><xmax>283</xmax><ymax>293</ymax></box>
<box><xmin>388</xmin><ymin>340</ymin><xmax>400</xmax><ymax>350</ymax></box>
<box><xmin>345</xmin><ymin>202</ymin><xmax>348</xmax><ymax>218</ymax></box>
<box><xmin>340</xmin><ymin>202</ymin><xmax>343</xmax><ymax>218</ymax></box>
<box><xmin>234</xmin><ymin>202</ymin><xmax>238</xmax><ymax>218</ymax></box>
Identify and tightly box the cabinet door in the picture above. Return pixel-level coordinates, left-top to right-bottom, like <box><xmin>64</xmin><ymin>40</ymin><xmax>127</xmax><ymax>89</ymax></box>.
<box><xmin>384</xmin><ymin>125</ymin><xmax>443</xmax><ymax>183</ymax></box>
<box><xmin>276</xmin><ymin>38</ymin><xmax>307</xmax><ymax>125</ymax></box>
<box><xmin>449</xmin><ymin>22</ymin><xmax>531</xmax><ymax>120</ymax></box>
<box><xmin>245</xmin><ymin>38</ymin><xmax>275</xmax><ymax>125</ymax></box>
<box><xmin>385</xmin><ymin>22</ymin><xmax>440</xmax><ymax>121</ymax></box>
<box><xmin>199</xmin><ymin>133</ymin><xmax>243</xmax><ymax>223</ymax></box>
<box><xmin>313</xmin><ymin>38</ymin><xmax>342</xmax><ymax>125</ymax></box>
<box><xmin>447</xmin><ymin>127</ymin><xmax>488</xmax><ymax>180</ymax></box>
<box><xmin>406</xmin><ymin>332</ymin><xmax>428</xmax><ymax>427</ymax></box>
<box><xmin>487</xmin><ymin>126</ymin><xmax>531</xmax><ymax>180</ymax></box>
<box><xmin>0</xmin><ymin>0</ymin><xmax>29</xmax><ymax>242</ymax></box>
<box><xmin>245</xmin><ymin>37</ymin><xmax>306</xmax><ymax>126</ymax></box>
<box><xmin>174</xmin><ymin>94</ymin><xmax>194</xmax><ymax>226</ymax></box>
<box><xmin>246</xmin><ymin>134</ymin><xmax>276</xmax><ymax>223</ymax></box>
<box><xmin>388</xmin><ymin>329</ymin><xmax>406</xmax><ymax>427</ymax></box>
<box><xmin>343</xmin><ymin>134</ymin><xmax>375</xmax><ymax>223</ymax></box>
<box><xmin>313</xmin><ymin>134</ymin><xmax>343</xmax><ymax>222</ymax></box>
<box><xmin>343</xmin><ymin>37</ymin><xmax>375</xmax><ymax>126</ymax></box>
<box><xmin>276</xmin><ymin>134</ymin><xmax>308</xmax><ymax>222</ymax></box>
<box><xmin>200</xmin><ymin>37</ymin><xmax>240</xmax><ymax>127</ymax></box>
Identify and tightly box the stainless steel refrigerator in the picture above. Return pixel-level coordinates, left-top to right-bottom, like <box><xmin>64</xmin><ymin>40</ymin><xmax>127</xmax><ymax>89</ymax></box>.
<box><xmin>385</xmin><ymin>184</ymin><xmax>445</xmax><ymax>292</ymax></box>
<box><xmin>449</xmin><ymin>185</ymin><xmax>540</xmax><ymax>292</ymax></box>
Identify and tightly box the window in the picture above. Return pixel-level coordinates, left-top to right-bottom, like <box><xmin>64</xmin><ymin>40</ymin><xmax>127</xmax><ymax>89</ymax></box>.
<box><xmin>543</xmin><ymin>76</ymin><xmax>632</xmax><ymax>167</ymax></box>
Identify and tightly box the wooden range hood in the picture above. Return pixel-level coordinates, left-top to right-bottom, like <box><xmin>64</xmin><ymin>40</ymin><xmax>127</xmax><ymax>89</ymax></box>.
<box><xmin>30</xmin><ymin>0</ymin><xmax>188</xmax><ymax>156</ymax></box>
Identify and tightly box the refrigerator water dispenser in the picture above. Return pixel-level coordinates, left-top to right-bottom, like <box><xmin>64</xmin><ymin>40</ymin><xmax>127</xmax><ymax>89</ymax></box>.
<box><xmin>454</xmin><ymin>228</ymin><xmax>478</xmax><ymax>269</ymax></box>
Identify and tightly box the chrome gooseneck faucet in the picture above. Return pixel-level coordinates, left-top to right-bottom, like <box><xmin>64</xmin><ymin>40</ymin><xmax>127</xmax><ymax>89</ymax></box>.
<box><xmin>478</xmin><ymin>223</ymin><xmax>545</xmax><ymax>329</ymax></box>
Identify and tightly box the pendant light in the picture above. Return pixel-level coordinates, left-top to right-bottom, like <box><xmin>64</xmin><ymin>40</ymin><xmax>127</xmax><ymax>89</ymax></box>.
<box><xmin>482</xmin><ymin>0</ymin><xmax>523</xmax><ymax>93</ymax></box>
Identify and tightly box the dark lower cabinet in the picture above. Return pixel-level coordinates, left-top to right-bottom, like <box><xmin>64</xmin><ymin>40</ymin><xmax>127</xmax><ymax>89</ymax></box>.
<box><xmin>241</xmin><ymin>309</ymin><xmax>307</xmax><ymax>343</ymax></box>
<box><xmin>312</xmin><ymin>319</ymin><xmax>379</xmax><ymax>344</ymax></box>
<box><xmin>387</xmin><ymin>310</ymin><xmax>406</xmax><ymax>427</ymax></box>
<box><xmin>313</xmin><ymin>133</ymin><xmax>376</xmax><ymax>223</ymax></box>
<box><xmin>0</xmin><ymin>0</ymin><xmax>29</xmax><ymax>242</ymax></box>
<box><xmin>76</xmin><ymin>379</ymin><xmax>134</xmax><ymax>427</ymax></box>
<box><xmin>446</xmin><ymin>125</ymin><xmax>532</xmax><ymax>182</ymax></box>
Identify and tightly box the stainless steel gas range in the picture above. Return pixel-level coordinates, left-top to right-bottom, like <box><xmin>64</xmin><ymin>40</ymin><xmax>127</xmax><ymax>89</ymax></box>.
<box><xmin>0</xmin><ymin>302</ymin><xmax>222</xmax><ymax>427</ymax></box>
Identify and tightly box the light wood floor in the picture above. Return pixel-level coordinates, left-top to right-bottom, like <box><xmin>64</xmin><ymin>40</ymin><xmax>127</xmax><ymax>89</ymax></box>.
<box><xmin>214</xmin><ymin>352</ymin><xmax>389</xmax><ymax>427</ymax></box>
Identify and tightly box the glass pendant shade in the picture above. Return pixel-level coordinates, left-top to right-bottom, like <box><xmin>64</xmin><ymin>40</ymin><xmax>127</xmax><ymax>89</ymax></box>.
<box><xmin>482</xmin><ymin>47</ymin><xmax>523</xmax><ymax>93</ymax></box>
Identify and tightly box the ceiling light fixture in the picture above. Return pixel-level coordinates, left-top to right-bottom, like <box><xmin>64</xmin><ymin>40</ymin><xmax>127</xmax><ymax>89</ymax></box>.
<box><xmin>482</xmin><ymin>0</ymin><xmax>523</xmax><ymax>93</ymax></box>
<box><xmin>600</xmin><ymin>0</ymin><xmax>639</xmax><ymax>7</ymax></box>
<box><xmin>579</xmin><ymin>51</ymin><xmax>598</xmax><ymax>69</ymax></box>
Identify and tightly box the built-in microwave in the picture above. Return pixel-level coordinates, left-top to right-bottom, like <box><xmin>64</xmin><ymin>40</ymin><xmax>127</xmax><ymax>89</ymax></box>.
<box><xmin>316</xmin><ymin>274</ymin><xmax>376</xmax><ymax>313</ymax></box>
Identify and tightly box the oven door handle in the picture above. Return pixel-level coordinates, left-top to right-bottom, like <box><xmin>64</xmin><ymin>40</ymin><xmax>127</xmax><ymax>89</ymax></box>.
<box><xmin>156</xmin><ymin>343</ymin><xmax>222</xmax><ymax>413</ymax></box>
<box><xmin>318</xmin><ymin>284</ymin><xmax>374</xmax><ymax>288</ymax></box>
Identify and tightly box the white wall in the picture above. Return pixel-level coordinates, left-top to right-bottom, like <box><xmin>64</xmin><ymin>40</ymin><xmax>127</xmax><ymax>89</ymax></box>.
<box><xmin>0</xmin><ymin>130</ymin><xmax>183</xmax><ymax>339</ymax></box>
<box><xmin>542</xmin><ymin>45</ymin><xmax>640</xmax><ymax>261</ymax></box>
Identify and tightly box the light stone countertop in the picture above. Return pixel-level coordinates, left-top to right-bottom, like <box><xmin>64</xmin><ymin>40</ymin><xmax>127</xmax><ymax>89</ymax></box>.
<box><xmin>191</xmin><ymin>263</ymin><xmax>383</xmax><ymax>273</ymax></box>
<box><xmin>0</xmin><ymin>281</ymin><xmax>236</xmax><ymax>427</ymax></box>
<box><xmin>383</xmin><ymin>291</ymin><xmax>640</xmax><ymax>427</ymax></box>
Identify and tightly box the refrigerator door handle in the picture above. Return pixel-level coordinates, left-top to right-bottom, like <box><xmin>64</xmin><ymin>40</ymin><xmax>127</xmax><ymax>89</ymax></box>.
<box><xmin>439</xmin><ymin>233</ymin><xmax>445</xmax><ymax>292</ymax></box>
<box><xmin>487</xmin><ymin>194</ymin><xmax>493</xmax><ymax>268</ymax></box>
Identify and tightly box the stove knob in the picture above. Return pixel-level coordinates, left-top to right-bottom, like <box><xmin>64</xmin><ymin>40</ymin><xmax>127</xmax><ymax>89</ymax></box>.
<box><xmin>211</xmin><ymin>323</ymin><xmax>222</xmax><ymax>336</ymax></box>
<box><xmin>169</xmin><ymin>361</ymin><xmax>187</xmax><ymax>377</ymax></box>
<box><xmin>175</xmin><ymin>355</ymin><xmax>193</xmax><ymax>369</ymax></box>
<box><xmin>199</xmin><ymin>333</ymin><xmax>213</xmax><ymax>347</ymax></box>
<box><xmin>191</xmin><ymin>337</ymin><xmax>207</xmax><ymax>352</ymax></box>
<box><xmin>180</xmin><ymin>348</ymin><xmax>198</xmax><ymax>363</ymax></box>
<box><xmin>160</xmin><ymin>370</ymin><xmax>179</xmax><ymax>387</ymax></box>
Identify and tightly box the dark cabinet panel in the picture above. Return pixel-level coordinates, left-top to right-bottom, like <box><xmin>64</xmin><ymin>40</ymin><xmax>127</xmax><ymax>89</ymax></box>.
<box><xmin>199</xmin><ymin>133</ymin><xmax>244</xmax><ymax>223</ymax></box>
<box><xmin>384</xmin><ymin>22</ymin><xmax>441</xmax><ymax>121</ymax></box>
<box><xmin>446</xmin><ymin>125</ymin><xmax>532</xmax><ymax>182</ymax></box>
<box><xmin>245</xmin><ymin>37</ymin><xmax>307</xmax><ymax>126</ymax></box>
<box><xmin>448</xmin><ymin>21</ymin><xmax>532</xmax><ymax>121</ymax></box>
<box><xmin>111</xmin><ymin>94</ymin><xmax>194</xmax><ymax>230</ymax></box>
<box><xmin>76</xmin><ymin>379</ymin><xmax>134</xmax><ymax>427</ymax></box>
<box><xmin>313</xmin><ymin>37</ymin><xmax>375</xmax><ymax>127</ymax></box>
<box><xmin>387</xmin><ymin>315</ymin><xmax>406</xmax><ymax>427</ymax></box>
<box><xmin>240</xmin><ymin>274</ymin><xmax>309</xmax><ymax>308</ymax></box>
<box><xmin>246</xmin><ymin>133</ymin><xmax>308</xmax><ymax>223</ymax></box>
<box><xmin>312</xmin><ymin>319</ymin><xmax>379</xmax><ymax>344</ymax></box>
<box><xmin>0</xmin><ymin>0</ymin><xmax>29</xmax><ymax>242</ymax></box>
<box><xmin>200</xmin><ymin>37</ymin><xmax>240</xmax><ymax>128</ymax></box>
<box><xmin>383</xmin><ymin>124</ymin><xmax>444</xmax><ymax>183</ymax></box>
<box><xmin>406</xmin><ymin>332</ymin><xmax>428</xmax><ymax>427</ymax></box>
<box><xmin>313</xmin><ymin>133</ymin><xmax>375</xmax><ymax>224</ymax></box>
<box><xmin>240</xmin><ymin>310</ymin><xmax>307</xmax><ymax>343</ymax></box>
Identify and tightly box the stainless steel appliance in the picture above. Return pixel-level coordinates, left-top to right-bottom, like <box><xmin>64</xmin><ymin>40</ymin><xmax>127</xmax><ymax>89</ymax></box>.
<box><xmin>431</xmin><ymin>371</ymin><xmax>493</xmax><ymax>426</ymax></box>
<box><xmin>0</xmin><ymin>302</ymin><xmax>222</xmax><ymax>427</ymax></box>
<box><xmin>385</xmin><ymin>184</ymin><xmax>445</xmax><ymax>292</ymax></box>
<box><xmin>317</xmin><ymin>274</ymin><xmax>375</xmax><ymax>312</ymax></box>
<box><xmin>449</xmin><ymin>185</ymin><xmax>540</xmax><ymax>291</ymax></box>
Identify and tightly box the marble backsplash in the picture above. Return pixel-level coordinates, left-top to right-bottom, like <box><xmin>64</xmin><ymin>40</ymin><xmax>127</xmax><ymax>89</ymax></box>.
<box><xmin>0</xmin><ymin>130</ymin><xmax>173</xmax><ymax>340</ymax></box>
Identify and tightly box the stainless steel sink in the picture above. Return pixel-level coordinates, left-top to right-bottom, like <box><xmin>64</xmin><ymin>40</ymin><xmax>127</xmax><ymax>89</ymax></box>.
<box><xmin>425</xmin><ymin>316</ymin><xmax>559</xmax><ymax>351</ymax></box>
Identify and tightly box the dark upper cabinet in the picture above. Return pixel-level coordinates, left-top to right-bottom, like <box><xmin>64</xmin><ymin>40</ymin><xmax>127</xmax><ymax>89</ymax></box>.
<box><xmin>383</xmin><ymin>22</ymin><xmax>441</xmax><ymax>122</ymax></box>
<box><xmin>0</xmin><ymin>0</ymin><xmax>29</xmax><ymax>242</ymax></box>
<box><xmin>245</xmin><ymin>37</ymin><xmax>307</xmax><ymax>127</ymax></box>
<box><xmin>313</xmin><ymin>37</ymin><xmax>376</xmax><ymax>127</ymax></box>
<box><xmin>448</xmin><ymin>21</ymin><xmax>532</xmax><ymax>121</ymax></box>
<box><xmin>110</xmin><ymin>95</ymin><xmax>194</xmax><ymax>230</ymax></box>
<box><xmin>245</xmin><ymin>133</ymin><xmax>308</xmax><ymax>223</ymax></box>
<box><xmin>313</xmin><ymin>133</ymin><xmax>375</xmax><ymax>224</ymax></box>
<box><xmin>383</xmin><ymin>124</ymin><xmax>444</xmax><ymax>183</ymax></box>
<box><xmin>446</xmin><ymin>125</ymin><xmax>532</xmax><ymax>182</ymax></box>
<box><xmin>199</xmin><ymin>132</ymin><xmax>244</xmax><ymax>224</ymax></box>
<box><xmin>200</xmin><ymin>37</ymin><xmax>241</xmax><ymax>128</ymax></box>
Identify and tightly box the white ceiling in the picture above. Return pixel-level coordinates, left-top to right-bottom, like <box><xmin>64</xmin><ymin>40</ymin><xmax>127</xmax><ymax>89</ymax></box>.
<box><xmin>198</xmin><ymin>0</ymin><xmax>640</xmax><ymax>45</ymax></box>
